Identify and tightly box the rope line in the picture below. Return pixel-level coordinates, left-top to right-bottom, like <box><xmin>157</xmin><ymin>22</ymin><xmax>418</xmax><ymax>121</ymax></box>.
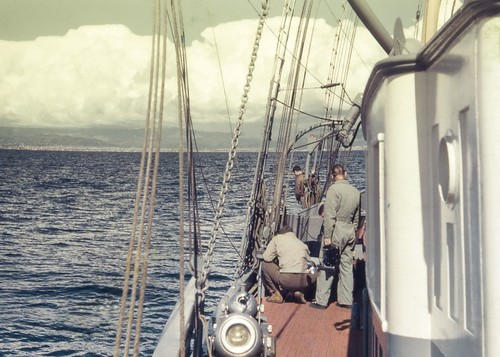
<box><xmin>168</xmin><ymin>1</ymin><xmax>191</xmax><ymax>355</ymax></box>
<box><xmin>113</xmin><ymin>0</ymin><xmax>167</xmax><ymax>355</ymax></box>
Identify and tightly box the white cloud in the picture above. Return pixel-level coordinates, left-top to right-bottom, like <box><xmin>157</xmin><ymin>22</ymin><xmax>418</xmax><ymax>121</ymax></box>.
<box><xmin>0</xmin><ymin>17</ymin><xmax>391</xmax><ymax>130</ymax></box>
<box><xmin>0</xmin><ymin>25</ymin><xmax>152</xmax><ymax>128</ymax></box>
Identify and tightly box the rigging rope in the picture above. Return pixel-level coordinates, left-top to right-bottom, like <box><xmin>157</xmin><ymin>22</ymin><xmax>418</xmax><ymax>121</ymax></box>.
<box><xmin>270</xmin><ymin>0</ymin><xmax>314</xmax><ymax>225</ymax></box>
<box><xmin>114</xmin><ymin>0</ymin><xmax>167</xmax><ymax>355</ymax></box>
<box><xmin>287</xmin><ymin>0</ymin><xmax>321</xmax><ymax>209</ymax></box>
<box><xmin>237</xmin><ymin>0</ymin><xmax>296</xmax><ymax>277</ymax></box>
<box><xmin>196</xmin><ymin>0</ymin><xmax>269</xmax><ymax>308</ymax></box>
<box><xmin>318</xmin><ymin>2</ymin><xmax>358</xmax><ymax>187</ymax></box>
<box><xmin>168</xmin><ymin>1</ymin><xmax>190</xmax><ymax>356</ymax></box>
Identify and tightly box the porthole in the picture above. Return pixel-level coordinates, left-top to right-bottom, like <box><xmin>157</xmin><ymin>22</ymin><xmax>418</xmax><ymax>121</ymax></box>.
<box><xmin>438</xmin><ymin>131</ymin><xmax>459</xmax><ymax>205</ymax></box>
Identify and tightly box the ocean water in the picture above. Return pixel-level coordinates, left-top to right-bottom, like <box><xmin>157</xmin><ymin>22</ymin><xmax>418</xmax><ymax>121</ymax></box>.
<box><xmin>0</xmin><ymin>149</ymin><xmax>364</xmax><ymax>356</ymax></box>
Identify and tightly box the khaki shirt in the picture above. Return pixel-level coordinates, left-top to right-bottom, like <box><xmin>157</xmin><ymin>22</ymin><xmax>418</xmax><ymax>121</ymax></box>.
<box><xmin>263</xmin><ymin>231</ymin><xmax>310</xmax><ymax>273</ymax></box>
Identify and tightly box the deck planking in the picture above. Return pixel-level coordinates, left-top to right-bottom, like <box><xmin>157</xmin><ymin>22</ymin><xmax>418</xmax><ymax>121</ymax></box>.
<box><xmin>258</xmin><ymin>252</ymin><xmax>366</xmax><ymax>356</ymax></box>
<box><xmin>262</xmin><ymin>300</ymin><xmax>363</xmax><ymax>356</ymax></box>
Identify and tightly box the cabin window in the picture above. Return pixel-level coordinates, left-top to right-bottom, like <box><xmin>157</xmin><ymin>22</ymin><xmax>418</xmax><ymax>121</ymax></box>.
<box><xmin>438</xmin><ymin>130</ymin><xmax>459</xmax><ymax>206</ymax></box>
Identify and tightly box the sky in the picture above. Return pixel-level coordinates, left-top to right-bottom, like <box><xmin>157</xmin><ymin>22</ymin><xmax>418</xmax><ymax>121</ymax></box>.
<box><xmin>0</xmin><ymin>0</ymin><xmax>423</xmax><ymax>133</ymax></box>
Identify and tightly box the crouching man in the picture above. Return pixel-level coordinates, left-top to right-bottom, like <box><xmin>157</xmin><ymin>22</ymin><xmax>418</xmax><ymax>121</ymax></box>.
<box><xmin>261</xmin><ymin>226</ymin><xmax>317</xmax><ymax>304</ymax></box>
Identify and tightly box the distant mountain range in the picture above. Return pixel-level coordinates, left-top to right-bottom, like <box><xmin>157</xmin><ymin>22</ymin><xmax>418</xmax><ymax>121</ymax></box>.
<box><xmin>0</xmin><ymin>126</ymin><xmax>366</xmax><ymax>152</ymax></box>
<box><xmin>0</xmin><ymin>126</ymin><xmax>262</xmax><ymax>151</ymax></box>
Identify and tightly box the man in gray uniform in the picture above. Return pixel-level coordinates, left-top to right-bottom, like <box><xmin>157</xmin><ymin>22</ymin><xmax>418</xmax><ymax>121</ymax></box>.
<box><xmin>310</xmin><ymin>164</ymin><xmax>360</xmax><ymax>309</ymax></box>
<box><xmin>262</xmin><ymin>226</ymin><xmax>317</xmax><ymax>304</ymax></box>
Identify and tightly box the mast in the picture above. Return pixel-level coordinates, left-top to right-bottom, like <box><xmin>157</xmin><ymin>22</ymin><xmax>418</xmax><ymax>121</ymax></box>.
<box><xmin>422</xmin><ymin>0</ymin><xmax>441</xmax><ymax>43</ymax></box>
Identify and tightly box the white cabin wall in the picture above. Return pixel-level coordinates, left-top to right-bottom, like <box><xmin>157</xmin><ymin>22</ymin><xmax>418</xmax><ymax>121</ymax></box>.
<box><xmin>415</xmin><ymin>13</ymin><xmax>500</xmax><ymax>357</ymax></box>
<box><xmin>363</xmin><ymin>3</ymin><xmax>500</xmax><ymax>356</ymax></box>
<box><xmin>424</xmin><ymin>40</ymin><xmax>475</xmax><ymax>355</ymax></box>
<box><xmin>477</xmin><ymin>17</ymin><xmax>500</xmax><ymax>357</ymax></box>
<box><xmin>422</xmin><ymin>15</ymin><xmax>498</xmax><ymax>356</ymax></box>
<box><xmin>365</xmin><ymin>81</ymin><xmax>387</xmax><ymax>316</ymax></box>
<box><xmin>364</xmin><ymin>69</ymin><xmax>433</xmax><ymax>355</ymax></box>
<box><xmin>383</xmin><ymin>73</ymin><xmax>431</xmax><ymax>340</ymax></box>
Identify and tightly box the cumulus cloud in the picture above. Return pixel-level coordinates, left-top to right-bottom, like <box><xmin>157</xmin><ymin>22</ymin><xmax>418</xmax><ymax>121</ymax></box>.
<box><xmin>0</xmin><ymin>17</ymin><xmax>395</xmax><ymax>129</ymax></box>
<box><xmin>0</xmin><ymin>25</ymin><xmax>151</xmax><ymax>128</ymax></box>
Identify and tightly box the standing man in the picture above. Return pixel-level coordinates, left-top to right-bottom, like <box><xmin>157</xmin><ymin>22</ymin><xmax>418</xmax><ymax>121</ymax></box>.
<box><xmin>262</xmin><ymin>226</ymin><xmax>317</xmax><ymax>304</ymax></box>
<box><xmin>292</xmin><ymin>165</ymin><xmax>306</xmax><ymax>206</ymax></box>
<box><xmin>310</xmin><ymin>164</ymin><xmax>360</xmax><ymax>309</ymax></box>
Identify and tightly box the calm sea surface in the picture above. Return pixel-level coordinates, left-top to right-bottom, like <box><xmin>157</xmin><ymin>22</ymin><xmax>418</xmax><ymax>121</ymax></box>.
<box><xmin>0</xmin><ymin>149</ymin><xmax>364</xmax><ymax>356</ymax></box>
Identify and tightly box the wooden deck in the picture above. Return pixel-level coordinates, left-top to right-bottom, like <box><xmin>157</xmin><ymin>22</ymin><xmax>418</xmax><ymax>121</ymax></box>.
<box><xmin>262</xmin><ymin>299</ymin><xmax>363</xmax><ymax>356</ymax></box>
<box><xmin>261</xmin><ymin>259</ymin><xmax>366</xmax><ymax>356</ymax></box>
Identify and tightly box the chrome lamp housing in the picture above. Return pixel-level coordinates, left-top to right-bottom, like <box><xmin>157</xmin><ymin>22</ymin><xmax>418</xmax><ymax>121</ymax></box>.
<box><xmin>213</xmin><ymin>312</ymin><xmax>263</xmax><ymax>357</ymax></box>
